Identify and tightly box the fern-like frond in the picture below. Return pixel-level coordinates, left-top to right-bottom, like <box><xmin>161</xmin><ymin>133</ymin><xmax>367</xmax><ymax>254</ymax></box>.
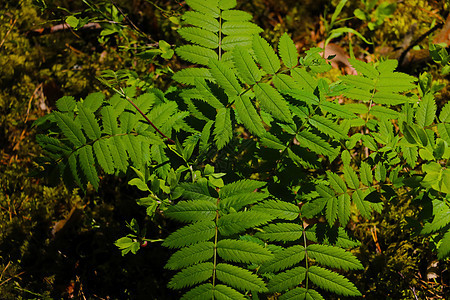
<box><xmin>221</xmin><ymin>9</ymin><xmax>252</xmax><ymax>21</ymax></box>
<box><xmin>372</xmin><ymin>92</ymin><xmax>410</xmax><ymax>106</ymax></box>
<box><xmin>326</xmin><ymin>172</ymin><xmax>346</xmax><ymax>194</ymax></box>
<box><xmin>256</xmin><ymin>223</ymin><xmax>303</xmax><ymax>242</ymax></box>
<box><xmin>252</xmin><ymin>35</ymin><xmax>280</xmax><ymax>74</ymax></box>
<box><xmin>162</xmin><ymin>220</ymin><xmax>216</xmax><ymax>248</ymax></box>
<box><xmin>307</xmin><ymin>266</ymin><xmax>361</xmax><ymax>296</ymax></box>
<box><xmin>325</xmin><ymin>197</ymin><xmax>338</xmax><ymax>226</ymax></box>
<box><xmin>168</xmin><ymin>262</ymin><xmax>214</xmax><ymax>289</ymax></box>
<box><xmin>279</xmin><ymin>287</ymin><xmax>324</xmax><ymax>300</ymax></box>
<box><xmin>260</xmin><ymin>245</ymin><xmax>305</xmax><ymax>273</ymax></box>
<box><xmin>319</xmin><ymin>101</ymin><xmax>357</xmax><ymax>119</ymax></box>
<box><xmin>254</xmin><ymin>83</ymin><xmax>292</xmax><ymax>123</ymax></box>
<box><xmin>164</xmin><ymin>200</ymin><xmax>217</xmax><ymax>223</ymax></box>
<box><xmin>291</xmin><ymin>68</ymin><xmax>316</xmax><ymax>93</ymax></box>
<box><xmin>340</xmin><ymin>75</ymin><xmax>374</xmax><ymax>90</ymax></box>
<box><xmin>377</xmin><ymin>72</ymin><xmax>416</xmax><ymax>93</ymax></box>
<box><xmin>221</xmin><ymin>35</ymin><xmax>253</xmax><ymax>51</ymax></box>
<box><xmin>252</xmin><ymin>200</ymin><xmax>300</xmax><ymax>221</ymax></box>
<box><xmin>215</xmin><ymin>263</ymin><xmax>267</xmax><ymax>292</ymax></box>
<box><xmin>217</xmin><ymin>211</ymin><xmax>272</xmax><ymax>236</ymax></box>
<box><xmin>278</xmin><ymin>32</ymin><xmax>297</xmax><ymax>69</ymax></box>
<box><xmin>216</xmin><ymin>239</ymin><xmax>273</xmax><ymax>264</ymax></box>
<box><xmin>306</xmin><ymin>244</ymin><xmax>363</xmax><ymax>271</ymax></box>
<box><xmin>165</xmin><ymin>241</ymin><xmax>214</xmax><ymax>270</ymax></box>
<box><xmin>360</xmin><ymin>161</ymin><xmax>373</xmax><ymax>186</ymax></box>
<box><xmin>267</xmin><ymin>266</ymin><xmax>306</xmax><ymax>292</ymax></box>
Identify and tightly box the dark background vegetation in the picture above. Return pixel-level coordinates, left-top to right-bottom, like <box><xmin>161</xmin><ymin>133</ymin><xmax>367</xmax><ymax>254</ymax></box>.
<box><xmin>0</xmin><ymin>0</ymin><xmax>449</xmax><ymax>298</ymax></box>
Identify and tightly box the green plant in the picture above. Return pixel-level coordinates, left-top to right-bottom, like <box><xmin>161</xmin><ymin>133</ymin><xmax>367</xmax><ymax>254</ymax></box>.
<box><xmin>34</xmin><ymin>0</ymin><xmax>450</xmax><ymax>298</ymax></box>
<box><xmin>354</xmin><ymin>0</ymin><xmax>396</xmax><ymax>31</ymax></box>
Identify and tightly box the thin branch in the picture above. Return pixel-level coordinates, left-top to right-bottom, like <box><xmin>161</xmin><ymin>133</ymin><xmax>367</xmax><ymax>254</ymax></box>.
<box><xmin>0</xmin><ymin>18</ymin><xmax>17</xmax><ymax>50</ymax></box>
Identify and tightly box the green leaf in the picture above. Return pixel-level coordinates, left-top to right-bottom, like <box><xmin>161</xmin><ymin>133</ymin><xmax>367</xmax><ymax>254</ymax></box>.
<box><xmin>372</xmin><ymin>92</ymin><xmax>410</xmax><ymax>106</ymax></box>
<box><xmin>268</xmin><ymin>266</ymin><xmax>306</xmax><ymax>292</ymax></box>
<box><xmin>214</xmin><ymin>107</ymin><xmax>233</xmax><ymax>149</ymax></box>
<box><xmin>370</xmin><ymin>106</ymin><xmax>399</xmax><ymax>119</ymax></box>
<box><xmin>253</xmin><ymin>35</ymin><xmax>280</xmax><ymax>74</ymax></box>
<box><xmin>173</xmin><ymin>68</ymin><xmax>213</xmax><ymax>85</ymax></box>
<box><xmin>416</xmin><ymin>93</ymin><xmax>436</xmax><ymax>128</ymax></box>
<box><xmin>342</xmin><ymin>88</ymin><xmax>372</xmax><ymax>102</ymax></box>
<box><xmin>340</xmin><ymin>75</ymin><xmax>374</xmax><ymax>90</ymax></box>
<box><xmin>337</xmin><ymin>193</ymin><xmax>351</xmax><ymax>226</ymax></box>
<box><xmin>180</xmin><ymin>181</ymin><xmax>217</xmax><ymax>202</ymax></box>
<box><xmin>348</xmin><ymin>58</ymin><xmax>379</xmax><ymax>79</ymax></box>
<box><xmin>209</xmin><ymin>59</ymin><xmax>241</xmax><ymax>96</ymax></box>
<box><xmin>438</xmin><ymin>123</ymin><xmax>450</xmax><ymax>144</ymax></box>
<box><xmin>221</xmin><ymin>35</ymin><xmax>253</xmax><ymax>51</ymax></box>
<box><xmin>260</xmin><ymin>245</ymin><xmax>305</xmax><ymax>273</ymax></box>
<box><xmin>164</xmin><ymin>200</ymin><xmax>217</xmax><ymax>223</ymax></box>
<box><xmin>168</xmin><ymin>262</ymin><xmax>213</xmax><ymax>289</ymax></box>
<box><xmin>162</xmin><ymin>220</ymin><xmax>216</xmax><ymax>248</ymax></box>
<box><xmin>180</xmin><ymin>283</ymin><xmax>214</xmax><ymax>300</ymax></box>
<box><xmin>254</xmin><ymin>83</ymin><xmax>292</xmax><ymax>122</ymax></box>
<box><xmin>308</xmin><ymin>266</ymin><xmax>361</xmax><ymax>296</ymax></box>
<box><xmin>178</xmin><ymin>27</ymin><xmax>219</xmax><ymax>49</ymax></box>
<box><xmin>77</xmin><ymin>146</ymin><xmax>99</xmax><ymax>190</ymax></box>
<box><xmin>218</xmin><ymin>0</ymin><xmax>236</xmax><ymax>9</ymax></box>
<box><xmin>291</xmin><ymin>68</ymin><xmax>316</xmax><ymax>93</ymax></box>
<box><xmin>296</xmin><ymin>130</ymin><xmax>335</xmax><ymax>158</ymax></box>
<box><xmin>56</xmin><ymin>96</ymin><xmax>76</xmax><ymax>112</ymax></box>
<box><xmin>186</xmin><ymin>0</ymin><xmax>219</xmax><ymax>17</ymax></box>
<box><xmin>234</xmin><ymin>94</ymin><xmax>265</xmax><ymax>136</ymax></box>
<box><xmin>438</xmin><ymin>229</ymin><xmax>450</xmax><ymax>259</ymax></box>
<box><xmin>306</xmin><ymin>244</ymin><xmax>363</xmax><ymax>271</ymax></box>
<box><xmin>222</xmin><ymin>21</ymin><xmax>263</xmax><ymax>35</ymax></box>
<box><xmin>309</xmin><ymin>115</ymin><xmax>347</xmax><ymax>140</ymax></box>
<box><xmin>176</xmin><ymin>45</ymin><xmax>218</xmax><ymax>65</ymax></box>
<box><xmin>377</xmin><ymin>72</ymin><xmax>416</xmax><ymax>93</ymax></box>
<box><xmin>232</xmin><ymin>46</ymin><xmax>263</xmax><ymax>85</ymax></box>
<box><xmin>278</xmin><ymin>32</ymin><xmax>298</xmax><ymax>68</ymax></box>
<box><xmin>260</xmin><ymin>133</ymin><xmax>286</xmax><ymax>150</ymax></box>
<box><xmin>319</xmin><ymin>101</ymin><xmax>357</xmax><ymax>119</ymax></box>
<box><xmin>360</xmin><ymin>161</ymin><xmax>373</xmax><ymax>186</ymax></box>
<box><xmin>439</xmin><ymin>101</ymin><xmax>450</xmax><ymax>122</ymax></box>
<box><xmin>252</xmin><ymin>200</ymin><xmax>300</xmax><ymax>221</ymax></box>
<box><xmin>352</xmin><ymin>189</ymin><xmax>371</xmax><ymax>219</ymax></box>
<box><xmin>54</xmin><ymin>112</ymin><xmax>86</xmax><ymax>147</ymax></box>
<box><xmin>218</xmin><ymin>211</ymin><xmax>272</xmax><ymax>236</ymax></box>
<box><xmin>83</xmin><ymin>92</ymin><xmax>104</xmax><ymax>111</ymax></box>
<box><xmin>165</xmin><ymin>242</ymin><xmax>214</xmax><ymax>270</ymax></box>
<box><xmin>219</xmin><ymin>180</ymin><xmax>266</xmax><ymax>198</ymax></box>
<box><xmin>273</xmin><ymin>74</ymin><xmax>299</xmax><ymax>91</ymax></box>
<box><xmin>421</xmin><ymin>208</ymin><xmax>450</xmax><ymax>234</ymax></box>
<box><xmin>215</xmin><ymin>263</ymin><xmax>267</xmax><ymax>292</ymax></box>
<box><xmin>222</xmin><ymin>10</ymin><xmax>252</xmax><ymax>21</ymax></box>
<box><xmin>182</xmin><ymin>11</ymin><xmax>219</xmax><ymax>32</ymax></box>
<box><xmin>217</xmin><ymin>239</ymin><xmax>273</xmax><ymax>264</ymax></box>
<box><xmin>213</xmin><ymin>284</ymin><xmax>246</xmax><ymax>300</ymax></box>
<box><xmin>326</xmin><ymin>172</ymin><xmax>346</xmax><ymax>194</ymax></box>
<box><xmin>279</xmin><ymin>287</ymin><xmax>324</xmax><ymax>300</ymax></box>
<box><xmin>256</xmin><ymin>223</ymin><xmax>303</xmax><ymax>242</ymax></box>
<box><xmin>220</xmin><ymin>192</ymin><xmax>267</xmax><ymax>211</ymax></box>
<box><xmin>325</xmin><ymin>197</ymin><xmax>338</xmax><ymax>226</ymax></box>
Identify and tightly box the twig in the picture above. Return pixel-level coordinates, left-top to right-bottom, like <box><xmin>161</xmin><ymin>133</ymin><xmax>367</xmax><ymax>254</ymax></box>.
<box><xmin>0</xmin><ymin>18</ymin><xmax>17</xmax><ymax>50</ymax></box>
<box><xmin>117</xmin><ymin>87</ymin><xmax>175</xmax><ymax>144</ymax></box>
